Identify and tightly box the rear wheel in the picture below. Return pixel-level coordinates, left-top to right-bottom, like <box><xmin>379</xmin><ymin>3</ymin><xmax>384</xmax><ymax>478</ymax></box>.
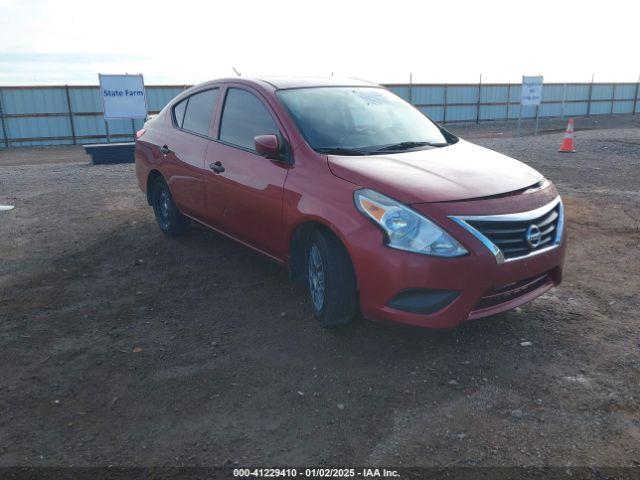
<box><xmin>307</xmin><ymin>230</ymin><xmax>358</xmax><ymax>327</ymax></box>
<box><xmin>151</xmin><ymin>176</ymin><xmax>190</xmax><ymax>236</ymax></box>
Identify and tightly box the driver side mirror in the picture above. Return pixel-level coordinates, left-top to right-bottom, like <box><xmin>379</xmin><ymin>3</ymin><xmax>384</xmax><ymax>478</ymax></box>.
<box><xmin>254</xmin><ymin>134</ymin><xmax>281</xmax><ymax>160</ymax></box>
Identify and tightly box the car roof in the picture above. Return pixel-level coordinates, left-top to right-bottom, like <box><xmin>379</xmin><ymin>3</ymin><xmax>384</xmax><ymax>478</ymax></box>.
<box><xmin>255</xmin><ymin>76</ymin><xmax>380</xmax><ymax>89</ymax></box>
<box><xmin>196</xmin><ymin>76</ymin><xmax>380</xmax><ymax>91</ymax></box>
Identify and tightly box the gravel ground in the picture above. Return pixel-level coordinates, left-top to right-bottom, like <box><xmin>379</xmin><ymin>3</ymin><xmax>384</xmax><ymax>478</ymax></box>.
<box><xmin>0</xmin><ymin>115</ymin><xmax>639</xmax><ymax>468</ymax></box>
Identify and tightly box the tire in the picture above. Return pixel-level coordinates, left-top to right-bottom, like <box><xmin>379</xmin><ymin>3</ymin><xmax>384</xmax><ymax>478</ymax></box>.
<box><xmin>307</xmin><ymin>229</ymin><xmax>358</xmax><ymax>327</ymax></box>
<box><xmin>151</xmin><ymin>176</ymin><xmax>190</xmax><ymax>236</ymax></box>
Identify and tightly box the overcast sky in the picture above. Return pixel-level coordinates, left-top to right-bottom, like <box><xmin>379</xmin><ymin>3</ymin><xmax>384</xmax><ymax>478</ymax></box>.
<box><xmin>1</xmin><ymin>0</ymin><xmax>638</xmax><ymax>86</ymax></box>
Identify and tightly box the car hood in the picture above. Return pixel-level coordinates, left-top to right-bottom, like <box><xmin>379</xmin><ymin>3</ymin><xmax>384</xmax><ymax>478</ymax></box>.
<box><xmin>327</xmin><ymin>139</ymin><xmax>544</xmax><ymax>204</ymax></box>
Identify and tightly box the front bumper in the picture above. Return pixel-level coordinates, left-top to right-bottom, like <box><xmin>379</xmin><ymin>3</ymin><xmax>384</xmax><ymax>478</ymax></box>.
<box><xmin>346</xmin><ymin>187</ymin><xmax>566</xmax><ymax>329</ymax></box>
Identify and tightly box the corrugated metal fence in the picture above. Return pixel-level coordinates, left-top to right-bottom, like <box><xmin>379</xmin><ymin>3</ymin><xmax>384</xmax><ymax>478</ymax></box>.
<box><xmin>0</xmin><ymin>85</ymin><xmax>187</xmax><ymax>148</ymax></box>
<box><xmin>1</xmin><ymin>82</ymin><xmax>639</xmax><ymax>148</ymax></box>
<box><xmin>386</xmin><ymin>82</ymin><xmax>640</xmax><ymax>123</ymax></box>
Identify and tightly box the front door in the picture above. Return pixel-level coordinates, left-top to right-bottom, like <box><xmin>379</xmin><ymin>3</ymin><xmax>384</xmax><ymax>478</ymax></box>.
<box><xmin>204</xmin><ymin>87</ymin><xmax>290</xmax><ymax>259</ymax></box>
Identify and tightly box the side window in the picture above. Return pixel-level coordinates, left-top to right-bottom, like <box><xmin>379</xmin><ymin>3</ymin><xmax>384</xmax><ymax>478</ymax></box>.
<box><xmin>172</xmin><ymin>98</ymin><xmax>188</xmax><ymax>128</ymax></box>
<box><xmin>219</xmin><ymin>88</ymin><xmax>279</xmax><ymax>151</ymax></box>
<box><xmin>182</xmin><ymin>89</ymin><xmax>219</xmax><ymax>136</ymax></box>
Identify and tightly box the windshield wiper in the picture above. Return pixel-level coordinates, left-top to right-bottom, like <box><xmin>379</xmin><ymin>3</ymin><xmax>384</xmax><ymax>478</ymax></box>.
<box><xmin>315</xmin><ymin>147</ymin><xmax>370</xmax><ymax>156</ymax></box>
<box><xmin>375</xmin><ymin>141</ymin><xmax>448</xmax><ymax>152</ymax></box>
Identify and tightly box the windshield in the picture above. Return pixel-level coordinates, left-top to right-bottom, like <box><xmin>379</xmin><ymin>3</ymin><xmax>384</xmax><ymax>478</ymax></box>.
<box><xmin>276</xmin><ymin>87</ymin><xmax>450</xmax><ymax>155</ymax></box>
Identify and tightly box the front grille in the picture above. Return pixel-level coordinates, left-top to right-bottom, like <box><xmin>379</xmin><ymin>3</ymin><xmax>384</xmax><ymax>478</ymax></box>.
<box><xmin>463</xmin><ymin>202</ymin><xmax>562</xmax><ymax>260</ymax></box>
<box><xmin>467</xmin><ymin>205</ymin><xmax>560</xmax><ymax>259</ymax></box>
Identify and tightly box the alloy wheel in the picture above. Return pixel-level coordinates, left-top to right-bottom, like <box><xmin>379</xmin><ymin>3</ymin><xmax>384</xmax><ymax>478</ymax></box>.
<box><xmin>308</xmin><ymin>243</ymin><xmax>325</xmax><ymax>311</ymax></box>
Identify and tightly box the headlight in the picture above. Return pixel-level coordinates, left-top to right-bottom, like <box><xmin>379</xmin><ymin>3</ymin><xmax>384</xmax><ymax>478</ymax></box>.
<box><xmin>354</xmin><ymin>189</ymin><xmax>467</xmax><ymax>257</ymax></box>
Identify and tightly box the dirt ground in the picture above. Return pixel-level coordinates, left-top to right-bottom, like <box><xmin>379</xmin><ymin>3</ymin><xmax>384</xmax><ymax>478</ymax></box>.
<box><xmin>0</xmin><ymin>115</ymin><xmax>639</xmax><ymax>468</ymax></box>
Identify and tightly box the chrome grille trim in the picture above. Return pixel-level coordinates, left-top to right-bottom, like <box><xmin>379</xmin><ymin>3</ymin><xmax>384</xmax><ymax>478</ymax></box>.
<box><xmin>449</xmin><ymin>197</ymin><xmax>564</xmax><ymax>264</ymax></box>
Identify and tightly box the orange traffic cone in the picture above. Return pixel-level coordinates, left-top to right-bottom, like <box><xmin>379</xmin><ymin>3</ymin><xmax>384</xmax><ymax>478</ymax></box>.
<box><xmin>558</xmin><ymin>118</ymin><xmax>576</xmax><ymax>153</ymax></box>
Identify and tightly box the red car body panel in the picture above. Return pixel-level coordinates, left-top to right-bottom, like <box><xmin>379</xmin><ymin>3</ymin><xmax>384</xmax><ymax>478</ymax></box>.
<box><xmin>135</xmin><ymin>77</ymin><xmax>566</xmax><ymax>329</ymax></box>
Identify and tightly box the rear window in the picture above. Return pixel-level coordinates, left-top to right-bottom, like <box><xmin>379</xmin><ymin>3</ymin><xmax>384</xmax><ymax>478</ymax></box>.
<box><xmin>219</xmin><ymin>88</ymin><xmax>279</xmax><ymax>151</ymax></box>
<box><xmin>181</xmin><ymin>88</ymin><xmax>219</xmax><ymax>136</ymax></box>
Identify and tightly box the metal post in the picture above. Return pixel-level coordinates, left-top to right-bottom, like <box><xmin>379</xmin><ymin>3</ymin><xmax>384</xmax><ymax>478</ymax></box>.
<box><xmin>561</xmin><ymin>83</ymin><xmax>566</xmax><ymax>118</ymax></box>
<box><xmin>517</xmin><ymin>76</ymin><xmax>523</xmax><ymax>136</ymax></box>
<box><xmin>0</xmin><ymin>88</ymin><xmax>9</xmax><ymax>148</ymax></box>
<box><xmin>610</xmin><ymin>82</ymin><xmax>616</xmax><ymax>116</ymax></box>
<box><xmin>64</xmin><ymin>85</ymin><xmax>77</xmax><ymax>145</ymax></box>
<box><xmin>105</xmin><ymin>120</ymin><xmax>111</xmax><ymax>143</ymax></box>
<box><xmin>443</xmin><ymin>84</ymin><xmax>448</xmax><ymax>124</ymax></box>
<box><xmin>408</xmin><ymin>72</ymin><xmax>413</xmax><ymax>105</ymax></box>
<box><xmin>476</xmin><ymin>73</ymin><xmax>482</xmax><ymax>124</ymax></box>
<box><xmin>534</xmin><ymin>105</ymin><xmax>540</xmax><ymax>136</ymax></box>
<box><xmin>505</xmin><ymin>84</ymin><xmax>511</xmax><ymax>122</ymax></box>
<box><xmin>586</xmin><ymin>73</ymin><xmax>594</xmax><ymax>117</ymax></box>
<box><xmin>633</xmin><ymin>74</ymin><xmax>640</xmax><ymax>115</ymax></box>
<box><xmin>131</xmin><ymin>118</ymin><xmax>136</xmax><ymax>140</ymax></box>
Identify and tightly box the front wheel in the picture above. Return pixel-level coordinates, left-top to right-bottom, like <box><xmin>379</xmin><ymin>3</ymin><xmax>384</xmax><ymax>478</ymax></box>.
<box><xmin>307</xmin><ymin>230</ymin><xmax>358</xmax><ymax>327</ymax></box>
<box><xmin>151</xmin><ymin>176</ymin><xmax>190</xmax><ymax>236</ymax></box>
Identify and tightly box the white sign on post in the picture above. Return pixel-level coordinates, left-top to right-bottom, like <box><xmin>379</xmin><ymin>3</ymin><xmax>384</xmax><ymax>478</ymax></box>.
<box><xmin>521</xmin><ymin>76</ymin><xmax>543</xmax><ymax>106</ymax></box>
<box><xmin>99</xmin><ymin>74</ymin><xmax>148</xmax><ymax>120</ymax></box>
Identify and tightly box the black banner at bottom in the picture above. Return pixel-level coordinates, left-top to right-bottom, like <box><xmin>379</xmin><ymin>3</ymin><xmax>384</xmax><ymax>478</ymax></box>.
<box><xmin>0</xmin><ymin>467</ymin><xmax>639</xmax><ymax>480</ymax></box>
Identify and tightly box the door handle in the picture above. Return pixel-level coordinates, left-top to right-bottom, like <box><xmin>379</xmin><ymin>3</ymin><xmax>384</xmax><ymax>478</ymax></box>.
<box><xmin>209</xmin><ymin>161</ymin><xmax>225</xmax><ymax>174</ymax></box>
<box><xmin>159</xmin><ymin>144</ymin><xmax>171</xmax><ymax>155</ymax></box>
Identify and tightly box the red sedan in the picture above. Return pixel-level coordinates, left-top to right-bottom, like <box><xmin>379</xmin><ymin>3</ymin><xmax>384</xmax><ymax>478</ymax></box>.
<box><xmin>135</xmin><ymin>77</ymin><xmax>566</xmax><ymax>329</ymax></box>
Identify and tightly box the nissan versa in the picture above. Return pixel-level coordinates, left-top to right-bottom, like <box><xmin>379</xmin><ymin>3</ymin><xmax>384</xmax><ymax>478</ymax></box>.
<box><xmin>135</xmin><ymin>77</ymin><xmax>566</xmax><ymax>329</ymax></box>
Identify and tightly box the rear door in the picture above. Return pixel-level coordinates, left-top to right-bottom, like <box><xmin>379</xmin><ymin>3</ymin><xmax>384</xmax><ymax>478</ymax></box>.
<box><xmin>161</xmin><ymin>88</ymin><xmax>219</xmax><ymax>221</ymax></box>
<box><xmin>204</xmin><ymin>86</ymin><xmax>290</xmax><ymax>259</ymax></box>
